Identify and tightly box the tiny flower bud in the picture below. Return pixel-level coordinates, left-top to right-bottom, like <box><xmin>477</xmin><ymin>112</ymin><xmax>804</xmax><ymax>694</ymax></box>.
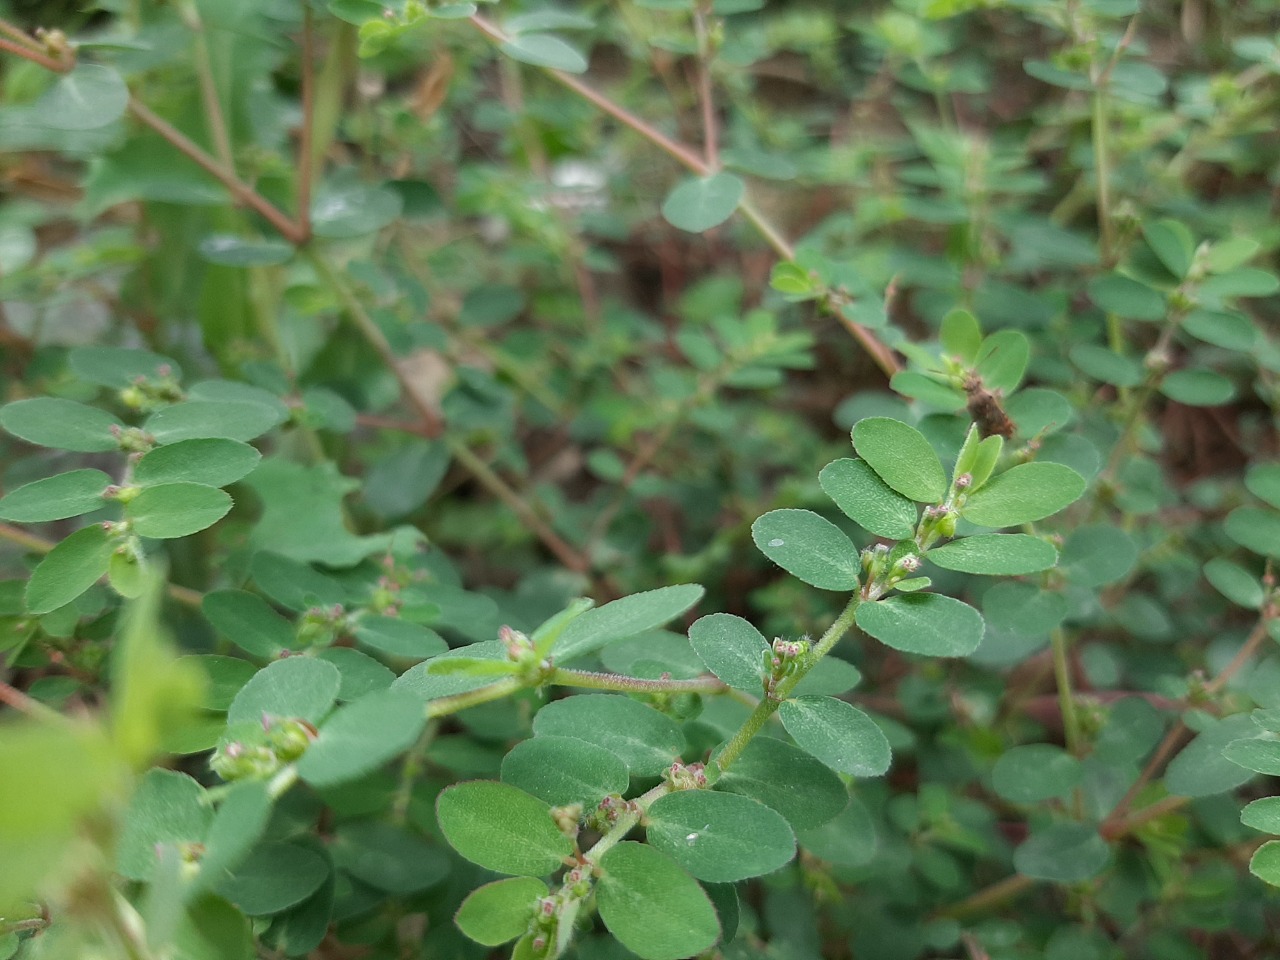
<box><xmin>954</xmin><ymin>473</ymin><xmax>972</xmax><ymax>489</ymax></box>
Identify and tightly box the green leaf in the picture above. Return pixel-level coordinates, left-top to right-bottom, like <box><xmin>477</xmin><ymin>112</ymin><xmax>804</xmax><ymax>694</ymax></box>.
<box><xmin>1242</xmin><ymin>797</ymin><xmax>1280</xmax><ymax>834</ymax></box>
<box><xmin>353</xmin><ymin>615</ymin><xmax>448</xmax><ymax>660</ymax></box>
<box><xmin>296</xmin><ymin>689</ymin><xmax>427</xmax><ymax>788</ymax></box>
<box><xmin>1225</xmin><ymin>508</ymin><xmax>1280</xmax><ymax>559</ymax></box>
<box><xmin>1246</xmin><ymin>463</ymin><xmax>1280</xmax><ymax>510</ymax></box>
<box><xmin>0</xmin><ymin>398</ymin><xmax>123</xmax><ymax>452</ymax></box>
<box><xmin>1201</xmin><ymin>267</ymin><xmax>1280</xmax><ymax>298</ymax></box>
<box><xmin>330</xmin><ymin>820</ymin><xmax>450</xmax><ymax>893</ymax></box>
<box><xmin>195</xmin><ymin>781</ymin><xmax>273</xmax><ymax>889</ymax></box>
<box><xmin>198</xmin><ymin>235</ymin><xmax>294</xmax><ymax>267</ymax></box>
<box><xmin>596</xmin><ymin>842</ymin><xmax>720</xmax><ymax>960</ymax></box>
<box><xmin>1069</xmin><ymin>344</ymin><xmax>1144</xmax><ymax>388</ymax></box>
<box><xmin>1223</xmin><ymin>737</ymin><xmax>1280</xmax><ymax>775</ymax></box>
<box><xmin>1206</xmin><ymin>236</ymin><xmax>1260</xmax><ymax>273</ymax></box>
<box><xmin>532</xmin><ymin>695</ymin><xmax>686</xmax><ymax>776</ymax></box>
<box><xmin>1059</xmin><ymin>524</ymin><xmax>1138</xmax><ymax>586</ymax></box>
<box><xmin>974</xmin><ymin>329</ymin><xmax>1030</xmax><ymax>393</ymax></box>
<box><xmin>505</xmin><ymin>10</ymin><xmax>595</xmax><ymax>31</ymax></box>
<box><xmin>1086</xmin><ymin>274</ymin><xmax>1166</xmax><ymax>320</ymax></box>
<box><xmin>499</xmin><ymin>33</ymin><xmax>589</xmax><ymax>73</ymax></box>
<box><xmin>819</xmin><ymin>458</ymin><xmax>918</xmax><ymax>539</ymax></box>
<box><xmin>661</xmin><ymin>173</ymin><xmax>745</xmax><ymax>233</ymax></box>
<box><xmin>226</xmin><ymin>657</ymin><xmax>341</xmax><ymax>726</ymax></box>
<box><xmin>553</xmin><ymin>584</ymin><xmax>704</xmax><ymax>663</ymax></box>
<box><xmin>855</xmin><ymin>593</ymin><xmax>984</xmax><ymax>657</ymax></box>
<box><xmin>1160</xmin><ymin>369</ymin><xmax>1235</xmax><ymax>406</ymax></box>
<box><xmin>1143</xmin><ymin>218</ymin><xmax>1195</xmax><ymax>278</ymax></box>
<box><xmin>455</xmin><ymin>877</ymin><xmax>548</xmax><ymax>946</ymax></box>
<box><xmin>926</xmin><ymin>534</ymin><xmax>1057</xmax><ymax>575</ymax></box>
<box><xmin>851</xmin><ymin>418</ymin><xmax>947</xmax><ymax>503</ymax></box>
<box><xmin>116</xmin><ymin>770</ymin><xmax>211</xmax><ymax>881</ymax></box>
<box><xmin>146</xmin><ymin>400</ymin><xmax>283</xmax><ymax>443</ymax></box>
<box><xmin>316</xmin><ymin>647</ymin><xmax>395</xmax><ymax>701</ymax></box>
<box><xmin>1165</xmin><ymin>714</ymin><xmax>1258</xmax><ymax>797</ymax></box>
<box><xmin>991</xmin><ymin>745</ymin><xmax>1081</xmax><ymax>804</ymax></box>
<box><xmin>960</xmin><ymin>462</ymin><xmax>1086</xmax><ymax>527</ymax></box>
<box><xmin>646</xmin><ymin>790</ymin><xmax>796</xmax><ymax>882</ymax></box>
<box><xmin>126</xmin><ymin>482</ymin><xmax>232</xmax><ymax>539</ymax></box>
<box><xmin>791</xmin><ymin>655</ymin><xmax>862</xmax><ymax>697</ymax></box>
<box><xmin>779</xmin><ymin>695</ymin><xmax>891</xmax><ymax>777</ymax></box>
<box><xmin>796</xmin><ymin>795</ymin><xmax>876</xmax><ymax>868</ymax></box>
<box><xmin>500</xmin><ymin>735</ymin><xmax>630</xmax><ymax>808</ymax></box>
<box><xmin>134</xmin><ymin>439</ymin><xmax>261</xmax><ymax>488</ymax></box>
<box><xmin>26</xmin><ymin>524</ymin><xmax>115</xmax><ymax>614</ymax></box>
<box><xmin>713</xmin><ymin>735</ymin><xmax>848</xmax><ymax>830</ymax></box>
<box><xmin>214</xmin><ymin>841</ymin><xmax>329</xmax><ymax>915</ymax></box>
<box><xmin>1013</xmin><ymin>824</ymin><xmax>1110</xmax><ymax>883</ymax></box>
<box><xmin>940</xmin><ymin>308</ymin><xmax>981</xmax><ymax>363</ymax></box>
<box><xmin>310</xmin><ymin>180</ymin><xmax>404</xmax><ymax>238</ymax></box>
<box><xmin>173</xmin><ymin>894</ymin><xmax>255</xmax><ymax>960</ymax></box>
<box><xmin>0</xmin><ymin>469</ymin><xmax>110</xmax><ymax>522</ymax></box>
<box><xmin>436</xmin><ymin>781</ymin><xmax>574</xmax><ymax>876</ymax></box>
<box><xmin>687</xmin><ymin>613</ymin><xmax>768</xmax><ymax>693</ymax></box>
<box><xmin>68</xmin><ymin>346</ymin><xmax>180</xmax><ymax>389</ymax></box>
<box><xmin>1182</xmin><ymin>309</ymin><xmax>1259</xmax><ymax>352</ymax></box>
<box><xmin>1250</xmin><ymin>841</ymin><xmax>1280</xmax><ymax>887</ymax></box>
<box><xmin>202</xmin><ymin>590</ymin><xmax>296</xmax><ymax>658</ymax></box>
<box><xmin>751</xmin><ymin>509</ymin><xmax>860</xmax><ymax>591</ymax></box>
<box><xmin>33</xmin><ymin>64</ymin><xmax>128</xmax><ymax>130</ymax></box>
<box><xmin>1203</xmin><ymin>558</ymin><xmax>1264</xmax><ymax>609</ymax></box>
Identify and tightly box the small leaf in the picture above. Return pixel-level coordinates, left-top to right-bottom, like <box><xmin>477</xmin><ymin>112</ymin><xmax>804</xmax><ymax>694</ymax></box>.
<box><xmin>116</xmin><ymin>770</ymin><xmax>211</xmax><ymax>881</ymax></box>
<box><xmin>960</xmin><ymin>462</ymin><xmax>1086</xmax><ymax>527</ymax></box>
<box><xmin>974</xmin><ymin>330</ymin><xmax>1030</xmax><ymax>393</ymax></box>
<box><xmin>1165</xmin><ymin>714</ymin><xmax>1258</xmax><ymax>797</ymax></box>
<box><xmin>926</xmin><ymin>534</ymin><xmax>1058</xmax><ymax>575</ymax></box>
<box><xmin>134</xmin><ymin>439</ymin><xmax>261</xmax><ymax>488</ymax></box>
<box><xmin>713</xmin><ymin>735</ymin><xmax>848</xmax><ymax>830</ymax></box>
<box><xmin>1203</xmin><ymin>558</ymin><xmax>1264</xmax><ymax>609</ymax></box>
<box><xmin>819</xmin><ymin>458</ymin><xmax>918</xmax><ymax>539</ymax></box>
<box><xmin>26</xmin><ymin>524</ymin><xmax>115</xmax><ymax>614</ymax></box>
<box><xmin>198</xmin><ymin>235</ymin><xmax>294</xmax><ymax>267</ymax></box>
<box><xmin>940</xmin><ymin>308</ymin><xmax>981</xmax><ymax>363</ymax></box>
<box><xmin>1070</xmin><ymin>344</ymin><xmax>1144</xmax><ymax>388</ymax></box>
<box><xmin>202</xmin><ymin>590</ymin><xmax>296</xmax><ymax>659</ymax></box>
<box><xmin>315</xmin><ymin>647</ymin><xmax>395</xmax><ymax>701</ymax></box>
<box><xmin>126</xmin><ymin>482</ymin><xmax>232</xmax><ymax>539</ymax></box>
<box><xmin>851</xmin><ymin>418</ymin><xmax>947</xmax><ymax>503</ymax></box>
<box><xmin>1013</xmin><ymin>824</ymin><xmax>1110</xmax><ymax>883</ymax></box>
<box><xmin>1086</xmin><ymin>273</ymin><xmax>1166</xmax><ymax>320</ymax></box>
<box><xmin>1160</xmin><ymin>369</ymin><xmax>1235</xmax><ymax>406</ymax></box>
<box><xmin>194</xmin><ymin>782</ymin><xmax>274</xmax><ymax>890</ymax></box>
<box><xmin>1223</xmin><ymin>737</ymin><xmax>1280</xmax><ymax>776</ymax></box>
<box><xmin>1250</xmin><ymin>841</ymin><xmax>1280</xmax><ymax>887</ymax></box>
<box><xmin>214</xmin><ymin>841</ymin><xmax>329</xmax><ymax>915</ymax></box>
<box><xmin>1182</xmin><ymin>309</ymin><xmax>1259</xmax><ymax>352</ymax></box>
<box><xmin>296</xmin><ymin>689</ymin><xmax>427</xmax><ymax>788</ymax></box>
<box><xmin>1225</xmin><ymin>508</ymin><xmax>1280</xmax><ymax>559</ymax></box>
<box><xmin>1059</xmin><ymin>524</ymin><xmax>1138</xmax><ymax>586</ymax></box>
<box><xmin>436</xmin><ymin>781</ymin><xmax>573</xmax><ymax>876</ymax></box>
<box><xmin>499</xmin><ymin>33</ymin><xmax>589</xmax><ymax>73</ymax></box>
<box><xmin>1241</xmin><ymin>797</ymin><xmax>1280</xmax><ymax>835</ymax></box>
<box><xmin>34</xmin><ymin>64</ymin><xmax>128</xmax><ymax>130</ymax></box>
<box><xmin>687</xmin><ymin>613</ymin><xmax>768</xmax><ymax>693</ymax></box>
<box><xmin>310</xmin><ymin>180</ymin><xmax>404</xmax><ymax>238</ymax></box>
<box><xmin>553</xmin><ymin>585</ymin><xmax>704</xmax><ymax>663</ymax></box>
<box><xmin>0</xmin><ymin>469</ymin><xmax>111</xmax><ymax>522</ymax></box>
<box><xmin>646</xmin><ymin>790</ymin><xmax>796</xmax><ymax>882</ymax></box>
<box><xmin>501</xmin><ymin>735</ymin><xmax>630</xmax><ymax>808</ymax></box>
<box><xmin>596</xmin><ymin>842</ymin><xmax>720</xmax><ymax>960</ymax></box>
<box><xmin>1143</xmin><ymin>218</ymin><xmax>1195</xmax><ymax>278</ymax></box>
<box><xmin>855</xmin><ymin>593</ymin><xmax>984</xmax><ymax>658</ymax></box>
<box><xmin>779</xmin><ymin>695</ymin><xmax>891</xmax><ymax>777</ymax></box>
<box><xmin>991</xmin><ymin>745</ymin><xmax>1081</xmax><ymax>804</ymax></box>
<box><xmin>532</xmin><ymin>695</ymin><xmax>685</xmax><ymax>776</ymax></box>
<box><xmin>330</xmin><ymin>820</ymin><xmax>450</xmax><ymax>893</ymax></box>
<box><xmin>661</xmin><ymin>173</ymin><xmax>745</xmax><ymax>233</ymax></box>
<box><xmin>751</xmin><ymin>509</ymin><xmax>860</xmax><ymax>591</ymax></box>
<box><xmin>455</xmin><ymin>877</ymin><xmax>548</xmax><ymax>946</ymax></box>
<box><xmin>1245</xmin><ymin>463</ymin><xmax>1280</xmax><ymax>510</ymax></box>
<box><xmin>68</xmin><ymin>347</ymin><xmax>180</xmax><ymax>389</ymax></box>
<box><xmin>353</xmin><ymin>615</ymin><xmax>448</xmax><ymax>660</ymax></box>
<box><xmin>0</xmin><ymin>398</ymin><xmax>123</xmax><ymax>452</ymax></box>
<box><xmin>226</xmin><ymin>657</ymin><xmax>341</xmax><ymax>727</ymax></box>
<box><xmin>146</xmin><ymin>400</ymin><xmax>283</xmax><ymax>444</ymax></box>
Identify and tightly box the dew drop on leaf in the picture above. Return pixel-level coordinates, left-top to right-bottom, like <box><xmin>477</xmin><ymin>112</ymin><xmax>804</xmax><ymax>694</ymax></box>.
<box><xmin>768</xmin><ymin>538</ymin><xmax>785</xmax><ymax>547</ymax></box>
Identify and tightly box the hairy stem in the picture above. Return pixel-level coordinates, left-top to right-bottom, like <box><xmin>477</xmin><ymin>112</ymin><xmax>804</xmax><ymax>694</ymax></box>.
<box><xmin>551</xmin><ymin>668</ymin><xmax>726</xmax><ymax>695</ymax></box>
<box><xmin>425</xmin><ymin>677</ymin><xmax>524</xmax><ymax>719</ymax></box>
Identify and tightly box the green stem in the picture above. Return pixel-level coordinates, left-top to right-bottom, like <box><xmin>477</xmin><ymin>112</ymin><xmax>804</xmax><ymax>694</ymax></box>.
<box><xmin>1050</xmin><ymin>627</ymin><xmax>1081</xmax><ymax>757</ymax></box>
<box><xmin>551</xmin><ymin>668</ymin><xmax>726</xmax><ymax>695</ymax></box>
<box><xmin>583</xmin><ymin>783</ymin><xmax>670</xmax><ymax>863</ymax></box>
<box><xmin>426</xmin><ymin>676</ymin><xmax>524</xmax><ymax>719</ymax></box>
<box><xmin>715</xmin><ymin>595</ymin><xmax>861</xmax><ymax>772</ymax></box>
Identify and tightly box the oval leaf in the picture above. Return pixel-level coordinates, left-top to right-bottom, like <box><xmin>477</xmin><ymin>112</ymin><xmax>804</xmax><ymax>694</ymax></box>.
<box><xmin>553</xmin><ymin>584</ymin><xmax>704</xmax><ymax>663</ymax></box>
<box><xmin>1013</xmin><ymin>824</ymin><xmax>1110</xmax><ymax>883</ymax></box>
<box><xmin>227</xmin><ymin>657</ymin><xmax>341</xmax><ymax>727</ymax></box>
<box><xmin>501</xmin><ymin>735</ymin><xmax>630</xmax><ymax>808</ymax></box>
<box><xmin>296</xmin><ymin>689</ymin><xmax>427</xmax><ymax>788</ymax></box>
<box><xmin>436</xmin><ymin>781</ymin><xmax>573</xmax><ymax>876</ymax></box>
<box><xmin>455</xmin><ymin>877</ymin><xmax>548</xmax><ymax>947</ymax></box>
<box><xmin>751</xmin><ymin>509</ymin><xmax>860</xmax><ymax>591</ymax></box>
<box><xmin>819</xmin><ymin>458</ymin><xmax>918</xmax><ymax>539</ymax></box>
<box><xmin>145</xmin><ymin>400</ymin><xmax>282</xmax><ymax>444</ymax></box>
<box><xmin>851</xmin><ymin>418</ymin><xmax>947</xmax><ymax>503</ymax></box>
<box><xmin>855</xmin><ymin>593</ymin><xmax>984</xmax><ymax>657</ymax></box>
<box><xmin>991</xmin><ymin>745</ymin><xmax>1081</xmax><ymax>804</ymax></box>
<box><xmin>779</xmin><ymin>695</ymin><xmax>891</xmax><ymax>777</ymax></box>
<box><xmin>353</xmin><ymin>615</ymin><xmax>448</xmax><ymax>660</ymax></box>
<box><xmin>596</xmin><ymin>842</ymin><xmax>720</xmax><ymax>960</ymax></box>
<box><xmin>687</xmin><ymin>613</ymin><xmax>768</xmax><ymax>693</ymax></box>
<box><xmin>0</xmin><ymin>469</ymin><xmax>111</xmax><ymax>522</ymax></box>
<box><xmin>532</xmin><ymin>695</ymin><xmax>685</xmax><ymax>776</ymax></box>
<box><xmin>0</xmin><ymin>398</ymin><xmax>123</xmax><ymax>452</ymax></box>
<box><xmin>134</xmin><ymin>438</ymin><xmax>261</xmax><ymax>488</ymax></box>
<box><xmin>26</xmin><ymin>523</ymin><xmax>115</xmax><ymax>614</ymax></box>
<box><xmin>661</xmin><ymin>173</ymin><xmax>744</xmax><ymax>233</ymax></box>
<box><xmin>35</xmin><ymin>64</ymin><xmax>129</xmax><ymax>130</ymax></box>
<box><xmin>646</xmin><ymin>790</ymin><xmax>796</xmax><ymax>882</ymax></box>
<box><xmin>960</xmin><ymin>461</ymin><xmax>1086</xmax><ymax>527</ymax></box>
<box><xmin>713</xmin><ymin>735</ymin><xmax>848</xmax><ymax>830</ymax></box>
<box><xmin>499</xmin><ymin>33</ymin><xmax>589</xmax><ymax>73</ymax></box>
<box><xmin>202</xmin><ymin>590</ymin><xmax>296</xmax><ymax>658</ymax></box>
<box><xmin>926</xmin><ymin>534</ymin><xmax>1058</xmax><ymax>575</ymax></box>
<box><xmin>126</xmin><ymin>482</ymin><xmax>232</xmax><ymax>539</ymax></box>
